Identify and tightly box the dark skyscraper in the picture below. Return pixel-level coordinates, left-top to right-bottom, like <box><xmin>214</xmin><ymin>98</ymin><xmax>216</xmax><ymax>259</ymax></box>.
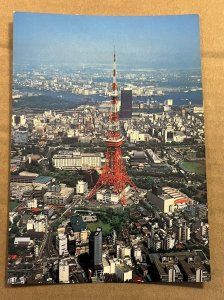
<box><xmin>120</xmin><ymin>89</ymin><xmax>132</xmax><ymax>119</ymax></box>
<box><xmin>89</xmin><ymin>227</ymin><xmax>103</xmax><ymax>268</ymax></box>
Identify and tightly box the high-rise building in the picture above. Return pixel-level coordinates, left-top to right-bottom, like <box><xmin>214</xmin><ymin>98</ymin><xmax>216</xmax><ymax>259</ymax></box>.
<box><xmin>89</xmin><ymin>227</ymin><xmax>102</xmax><ymax>268</ymax></box>
<box><xmin>112</xmin><ymin>229</ymin><xmax>117</xmax><ymax>245</ymax></box>
<box><xmin>120</xmin><ymin>89</ymin><xmax>132</xmax><ymax>119</ymax></box>
<box><xmin>56</xmin><ymin>228</ymin><xmax>68</xmax><ymax>256</ymax></box>
<box><xmin>59</xmin><ymin>259</ymin><xmax>70</xmax><ymax>283</ymax></box>
<box><xmin>12</xmin><ymin>114</ymin><xmax>26</xmax><ymax>126</ymax></box>
<box><xmin>163</xmin><ymin>128</ymin><xmax>174</xmax><ymax>143</ymax></box>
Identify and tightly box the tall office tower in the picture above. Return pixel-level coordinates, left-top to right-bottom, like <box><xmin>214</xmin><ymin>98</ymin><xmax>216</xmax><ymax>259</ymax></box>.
<box><xmin>86</xmin><ymin>50</ymin><xmax>137</xmax><ymax>205</ymax></box>
<box><xmin>120</xmin><ymin>89</ymin><xmax>132</xmax><ymax>119</ymax></box>
<box><xmin>89</xmin><ymin>227</ymin><xmax>103</xmax><ymax>268</ymax></box>
<box><xmin>112</xmin><ymin>229</ymin><xmax>117</xmax><ymax>245</ymax></box>
<box><xmin>59</xmin><ymin>260</ymin><xmax>70</xmax><ymax>283</ymax></box>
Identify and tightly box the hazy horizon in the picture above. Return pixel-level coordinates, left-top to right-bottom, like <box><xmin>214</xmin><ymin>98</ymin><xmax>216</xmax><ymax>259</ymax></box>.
<box><xmin>13</xmin><ymin>13</ymin><xmax>202</xmax><ymax>70</ymax></box>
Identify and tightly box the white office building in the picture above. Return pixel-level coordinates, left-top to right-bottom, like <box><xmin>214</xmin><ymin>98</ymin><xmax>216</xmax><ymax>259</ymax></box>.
<box><xmin>76</xmin><ymin>180</ymin><xmax>88</xmax><ymax>194</ymax></box>
<box><xmin>52</xmin><ymin>153</ymin><xmax>101</xmax><ymax>170</ymax></box>
<box><xmin>115</xmin><ymin>263</ymin><xmax>133</xmax><ymax>282</ymax></box>
<box><xmin>59</xmin><ymin>259</ymin><xmax>70</xmax><ymax>283</ymax></box>
<box><xmin>56</xmin><ymin>233</ymin><xmax>68</xmax><ymax>256</ymax></box>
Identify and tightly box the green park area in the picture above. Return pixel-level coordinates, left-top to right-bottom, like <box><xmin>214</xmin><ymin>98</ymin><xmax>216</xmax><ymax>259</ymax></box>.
<box><xmin>179</xmin><ymin>160</ymin><xmax>205</xmax><ymax>175</ymax></box>
<box><xmin>87</xmin><ymin>207</ymin><xmax>130</xmax><ymax>237</ymax></box>
<box><xmin>87</xmin><ymin>220</ymin><xmax>112</xmax><ymax>235</ymax></box>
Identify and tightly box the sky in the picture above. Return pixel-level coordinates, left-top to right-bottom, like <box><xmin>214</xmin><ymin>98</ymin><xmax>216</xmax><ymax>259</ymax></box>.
<box><xmin>13</xmin><ymin>13</ymin><xmax>201</xmax><ymax>69</ymax></box>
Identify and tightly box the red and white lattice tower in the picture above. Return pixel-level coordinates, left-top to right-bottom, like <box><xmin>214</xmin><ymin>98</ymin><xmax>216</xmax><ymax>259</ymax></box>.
<box><xmin>86</xmin><ymin>49</ymin><xmax>137</xmax><ymax>205</ymax></box>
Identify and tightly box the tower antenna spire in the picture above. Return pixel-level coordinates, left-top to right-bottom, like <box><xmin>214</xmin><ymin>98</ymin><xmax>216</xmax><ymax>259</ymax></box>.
<box><xmin>112</xmin><ymin>47</ymin><xmax>117</xmax><ymax>94</ymax></box>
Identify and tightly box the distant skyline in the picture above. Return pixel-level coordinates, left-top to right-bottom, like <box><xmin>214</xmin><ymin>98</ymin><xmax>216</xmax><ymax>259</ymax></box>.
<box><xmin>14</xmin><ymin>13</ymin><xmax>201</xmax><ymax>70</ymax></box>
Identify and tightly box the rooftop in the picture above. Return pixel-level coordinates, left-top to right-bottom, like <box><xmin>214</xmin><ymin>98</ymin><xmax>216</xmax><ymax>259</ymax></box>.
<box><xmin>14</xmin><ymin>237</ymin><xmax>31</xmax><ymax>242</ymax></box>
<box><xmin>33</xmin><ymin>176</ymin><xmax>54</xmax><ymax>184</ymax></box>
<box><xmin>116</xmin><ymin>264</ymin><xmax>132</xmax><ymax>273</ymax></box>
<box><xmin>70</xmin><ymin>214</ymin><xmax>86</xmax><ymax>232</ymax></box>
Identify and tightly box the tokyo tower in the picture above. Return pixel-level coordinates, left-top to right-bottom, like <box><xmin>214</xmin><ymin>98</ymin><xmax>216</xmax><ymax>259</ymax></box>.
<box><xmin>86</xmin><ymin>49</ymin><xmax>137</xmax><ymax>205</ymax></box>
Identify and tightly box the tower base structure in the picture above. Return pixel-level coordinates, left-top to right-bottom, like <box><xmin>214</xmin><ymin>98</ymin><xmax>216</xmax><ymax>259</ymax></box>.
<box><xmin>86</xmin><ymin>139</ymin><xmax>137</xmax><ymax>206</ymax></box>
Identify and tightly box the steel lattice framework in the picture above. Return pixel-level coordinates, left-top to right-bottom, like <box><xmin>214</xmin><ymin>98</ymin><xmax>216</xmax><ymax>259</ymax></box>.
<box><xmin>86</xmin><ymin>50</ymin><xmax>137</xmax><ymax>205</ymax></box>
